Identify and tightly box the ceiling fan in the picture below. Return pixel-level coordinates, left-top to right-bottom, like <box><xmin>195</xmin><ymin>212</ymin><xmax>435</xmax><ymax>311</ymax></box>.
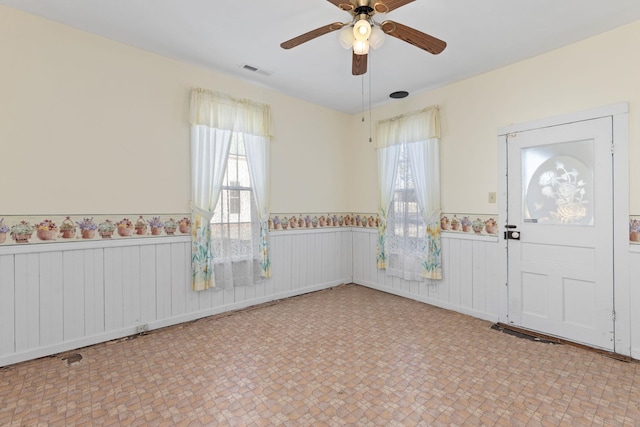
<box><xmin>280</xmin><ymin>0</ymin><xmax>447</xmax><ymax>76</ymax></box>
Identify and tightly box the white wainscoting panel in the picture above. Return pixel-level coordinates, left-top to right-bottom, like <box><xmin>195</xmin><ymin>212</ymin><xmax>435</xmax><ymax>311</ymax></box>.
<box><xmin>3</xmin><ymin>227</ymin><xmax>635</xmax><ymax>366</ymax></box>
<box><xmin>0</xmin><ymin>229</ymin><xmax>352</xmax><ymax>367</ymax></box>
<box><xmin>629</xmin><ymin>246</ymin><xmax>640</xmax><ymax>360</ymax></box>
<box><xmin>352</xmin><ymin>229</ymin><xmax>501</xmax><ymax>322</ymax></box>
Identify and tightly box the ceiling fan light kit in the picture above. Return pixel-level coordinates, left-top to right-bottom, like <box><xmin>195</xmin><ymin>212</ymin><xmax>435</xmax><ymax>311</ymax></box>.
<box><xmin>281</xmin><ymin>0</ymin><xmax>447</xmax><ymax>75</ymax></box>
<box><xmin>368</xmin><ymin>26</ymin><xmax>385</xmax><ymax>49</ymax></box>
<box><xmin>353</xmin><ymin>39</ymin><xmax>370</xmax><ymax>55</ymax></box>
<box><xmin>338</xmin><ymin>27</ymin><xmax>355</xmax><ymax>49</ymax></box>
<box><xmin>353</xmin><ymin>19</ymin><xmax>372</xmax><ymax>40</ymax></box>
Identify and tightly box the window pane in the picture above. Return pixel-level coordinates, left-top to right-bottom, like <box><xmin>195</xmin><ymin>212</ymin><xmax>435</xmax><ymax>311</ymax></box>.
<box><xmin>388</xmin><ymin>143</ymin><xmax>426</xmax><ymax>247</ymax></box>
<box><xmin>210</xmin><ymin>133</ymin><xmax>259</xmax><ymax>262</ymax></box>
<box><xmin>522</xmin><ymin>140</ymin><xmax>593</xmax><ymax>226</ymax></box>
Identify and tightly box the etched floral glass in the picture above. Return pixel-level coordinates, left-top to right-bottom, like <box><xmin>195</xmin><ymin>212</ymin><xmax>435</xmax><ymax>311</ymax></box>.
<box><xmin>521</xmin><ymin>139</ymin><xmax>594</xmax><ymax>226</ymax></box>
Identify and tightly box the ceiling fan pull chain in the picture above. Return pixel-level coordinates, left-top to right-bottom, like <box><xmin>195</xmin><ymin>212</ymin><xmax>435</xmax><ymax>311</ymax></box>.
<box><xmin>361</xmin><ymin>73</ymin><xmax>365</xmax><ymax>122</ymax></box>
<box><xmin>369</xmin><ymin>51</ymin><xmax>373</xmax><ymax>143</ymax></box>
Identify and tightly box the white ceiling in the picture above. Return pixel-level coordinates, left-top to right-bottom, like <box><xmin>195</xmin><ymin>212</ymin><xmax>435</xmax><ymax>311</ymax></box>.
<box><xmin>3</xmin><ymin>0</ymin><xmax>640</xmax><ymax>114</ymax></box>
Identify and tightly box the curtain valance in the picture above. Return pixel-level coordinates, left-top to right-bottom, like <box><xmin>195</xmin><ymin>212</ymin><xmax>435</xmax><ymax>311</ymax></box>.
<box><xmin>375</xmin><ymin>106</ymin><xmax>440</xmax><ymax>149</ymax></box>
<box><xmin>190</xmin><ymin>88</ymin><xmax>273</xmax><ymax>139</ymax></box>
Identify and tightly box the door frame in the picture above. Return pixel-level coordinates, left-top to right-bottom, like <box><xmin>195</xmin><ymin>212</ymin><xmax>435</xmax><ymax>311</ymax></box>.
<box><xmin>497</xmin><ymin>103</ymin><xmax>630</xmax><ymax>356</ymax></box>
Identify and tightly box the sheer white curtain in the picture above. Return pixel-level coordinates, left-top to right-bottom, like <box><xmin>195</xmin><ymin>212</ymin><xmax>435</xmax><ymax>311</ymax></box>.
<box><xmin>244</xmin><ymin>133</ymin><xmax>271</xmax><ymax>278</ymax></box>
<box><xmin>376</xmin><ymin>144</ymin><xmax>401</xmax><ymax>269</ymax></box>
<box><xmin>190</xmin><ymin>126</ymin><xmax>232</xmax><ymax>291</ymax></box>
<box><xmin>376</xmin><ymin>106</ymin><xmax>443</xmax><ymax>281</ymax></box>
<box><xmin>406</xmin><ymin>138</ymin><xmax>442</xmax><ymax>279</ymax></box>
<box><xmin>189</xmin><ymin>88</ymin><xmax>273</xmax><ymax>291</ymax></box>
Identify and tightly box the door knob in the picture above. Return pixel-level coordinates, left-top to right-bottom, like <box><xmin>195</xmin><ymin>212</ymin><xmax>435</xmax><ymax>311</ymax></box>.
<box><xmin>504</xmin><ymin>230</ymin><xmax>521</xmax><ymax>240</ymax></box>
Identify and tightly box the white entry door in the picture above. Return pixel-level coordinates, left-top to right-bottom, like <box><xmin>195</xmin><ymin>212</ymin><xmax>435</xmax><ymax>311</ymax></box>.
<box><xmin>506</xmin><ymin>117</ymin><xmax>614</xmax><ymax>351</ymax></box>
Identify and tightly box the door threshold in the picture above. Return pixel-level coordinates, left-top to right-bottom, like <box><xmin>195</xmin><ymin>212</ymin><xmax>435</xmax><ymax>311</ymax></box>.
<box><xmin>492</xmin><ymin>323</ymin><xmax>632</xmax><ymax>362</ymax></box>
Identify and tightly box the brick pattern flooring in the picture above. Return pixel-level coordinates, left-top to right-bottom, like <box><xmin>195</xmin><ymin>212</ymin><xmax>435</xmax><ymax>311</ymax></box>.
<box><xmin>1</xmin><ymin>284</ymin><xmax>639</xmax><ymax>426</ymax></box>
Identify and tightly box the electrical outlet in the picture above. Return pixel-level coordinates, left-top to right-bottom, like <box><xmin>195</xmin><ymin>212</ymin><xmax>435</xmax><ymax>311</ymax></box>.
<box><xmin>488</xmin><ymin>192</ymin><xmax>497</xmax><ymax>203</ymax></box>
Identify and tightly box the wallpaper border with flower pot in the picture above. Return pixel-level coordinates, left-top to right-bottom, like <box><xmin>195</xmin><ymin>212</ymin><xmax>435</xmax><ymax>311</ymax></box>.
<box><xmin>268</xmin><ymin>213</ymin><xmax>379</xmax><ymax>231</ymax></box>
<box><xmin>0</xmin><ymin>214</ymin><xmax>192</xmax><ymax>246</ymax></box>
<box><xmin>4</xmin><ymin>213</ymin><xmax>637</xmax><ymax>245</ymax></box>
<box><xmin>268</xmin><ymin>212</ymin><xmax>502</xmax><ymax>237</ymax></box>
<box><xmin>630</xmin><ymin>216</ymin><xmax>640</xmax><ymax>244</ymax></box>
<box><xmin>440</xmin><ymin>213</ymin><xmax>500</xmax><ymax>236</ymax></box>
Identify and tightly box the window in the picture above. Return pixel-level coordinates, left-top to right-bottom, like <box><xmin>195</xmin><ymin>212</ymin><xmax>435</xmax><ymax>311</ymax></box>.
<box><xmin>375</xmin><ymin>106</ymin><xmax>442</xmax><ymax>281</ymax></box>
<box><xmin>211</xmin><ymin>135</ymin><xmax>260</xmax><ymax>266</ymax></box>
<box><xmin>386</xmin><ymin>143</ymin><xmax>428</xmax><ymax>281</ymax></box>
<box><xmin>228</xmin><ymin>182</ymin><xmax>241</xmax><ymax>215</ymax></box>
<box><xmin>190</xmin><ymin>88</ymin><xmax>272</xmax><ymax>291</ymax></box>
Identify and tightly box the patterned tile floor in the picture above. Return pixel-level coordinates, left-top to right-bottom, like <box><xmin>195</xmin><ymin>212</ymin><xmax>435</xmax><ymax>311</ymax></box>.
<box><xmin>1</xmin><ymin>284</ymin><xmax>639</xmax><ymax>426</ymax></box>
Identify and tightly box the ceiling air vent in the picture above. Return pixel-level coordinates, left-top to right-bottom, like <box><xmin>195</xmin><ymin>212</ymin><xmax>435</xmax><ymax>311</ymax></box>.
<box><xmin>241</xmin><ymin>64</ymin><xmax>273</xmax><ymax>77</ymax></box>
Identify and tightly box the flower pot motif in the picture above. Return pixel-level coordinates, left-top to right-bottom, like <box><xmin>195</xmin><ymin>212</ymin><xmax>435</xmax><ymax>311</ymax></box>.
<box><xmin>165</xmin><ymin>226</ymin><xmax>176</xmax><ymax>235</ymax></box>
<box><xmin>0</xmin><ymin>219</ymin><xmax>8</xmax><ymax>242</ymax></box>
<box><xmin>98</xmin><ymin>220</ymin><xmax>116</xmax><ymax>239</ymax></box>
<box><xmin>451</xmin><ymin>215</ymin><xmax>460</xmax><ymax>231</ymax></box>
<box><xmin>368</xmin><ymin>216</ymin><xmax>375</xmax><ymax>227</ymax></box>
<box><xmin>11</xmin><ymin>221</ymin><xmax>35</xmax><ymax>243</ymax></box>
<box><xmin>178</xmin><ymin>217</ymin><xmax>191</xmax><ymax>234</ymax></box>
<box><xmin>13</xmin><ymin>233</ymin><xmax>31</xmax><ymax>243</ymax></box>
<box><xmin>118</xmin><ymin>227</ymin><xmax>134</xmax><ymax>237</ymax></box>
<box><xmin>76</xmin><ymin>218</ymin><xmax>97</xmax><ymax>239</ymax></box>
<box><xmin>289</xmin><ymin>217</ymin><xmax>297</xmax><ymax>229</ymax></box>
<box><xmin>37</xmin><ymin>229</ymin><xmax>56</xmax><ymax>240</ymax></box>
<box><xmin>134</xmin><ymin>216</ymin><xmax>148</xmax><ymax>235</ymax></box>
<box><xmin>630</xmin><ymin>219</ymin><xmax>640</xmax><ymax>242</ymax></box>
<box><xmin>298</xmin><ymin>216</ymin><xmax>305</xmax><ymax>228</ymax></box>
<box><xmin>116</xmin><ymin>218</ymin><xmax>134</xmax><ymax>237</ymax></box>
<box><xmin>35</xmin><ymin>219</ymin><xmax>57</xmax><ymax>241</ymax></box>
<box><xmin>147</xmin><ymin>217</ymin><xmax>164</xmax><ymax>235</ymax></box>
<box><xmin>61</xmin><ymin>229</ymin><xmax>75</xmax><ymax>239</ymax></box>
<box><xmin>471</xmin><ymin>218</ymin><xmax>484</xmax><ymax>234</ymax></box>
<box><xmin>484</xmin><ymin>218</ymin><xmax>498</xmax><ymax>235</ymax></box>
<box><xmin>441</xmin><ymin>216</ymin><xmax>450</xmax><ymax>231</ymax></box>
<box><xmin>59</xmin><ymin>217</ymin><xmax>76</xmax><ymax>239</ymax></box>
<box><xmin>281</xmin><ymin>217</ymin><xmax>289</xmax><ymax>230</ymax></box>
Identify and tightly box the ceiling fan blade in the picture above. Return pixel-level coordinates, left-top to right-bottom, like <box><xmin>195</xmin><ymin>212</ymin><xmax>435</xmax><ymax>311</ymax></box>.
<box><xmin>326</xmin><ymin>0</ymin><xmax>355</xmax><ymax>13</ymax></box>
<box><xmin>380</xmin><ymin>20</ymin><xmax>446</xmax><ymax>55</ymax></box>
<box><xmin>281</xmin><ymin>22</ymin><xmax>345</xmax><ymax>49</ymax></box>
<box><xmin>372</xmin><ymin>0</ymin><xmax>415</xmax><ymax>14</ymax></box>
<box><xmin>352</xmin><ymin>52</ymin><xmax>368</xmax><ymax>75</ymax></box>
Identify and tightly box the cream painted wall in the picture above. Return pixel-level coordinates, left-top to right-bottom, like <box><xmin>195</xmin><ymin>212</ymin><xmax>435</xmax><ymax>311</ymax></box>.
<box><xmin>347</xmin><ymin>20</ymin><xmax>640</xmax><ymax>215</ymax></box>
<box><xmin>0</xmin><ymin>6</ymin><xmax>350</xmax><ymax>215</ymax></box>
<box><xmin>2</xmin><ymin>5</ymin><xmax>639</xmax><ymax>218</ymax></box>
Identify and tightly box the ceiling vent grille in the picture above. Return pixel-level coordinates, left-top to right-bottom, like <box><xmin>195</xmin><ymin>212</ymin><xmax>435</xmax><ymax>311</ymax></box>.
<box><xmin>241</xmin><ymin>64</ymin><xmax>273</xmax><ymax>77</ymax></box>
